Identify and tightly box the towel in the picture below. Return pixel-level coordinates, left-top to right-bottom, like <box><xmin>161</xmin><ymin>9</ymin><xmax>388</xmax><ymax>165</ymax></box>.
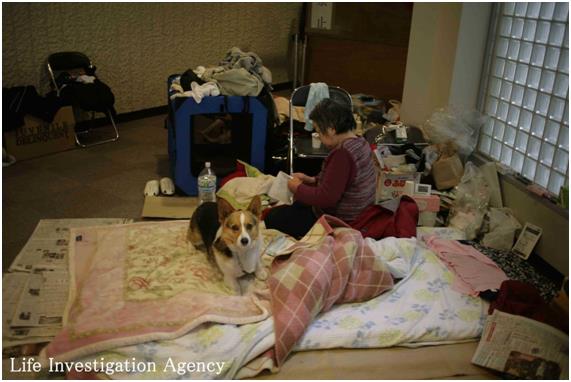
<box><xmin>304</xmin><ymin>83</ymin><xmax>329</xmax><ymax>131</ymax></box>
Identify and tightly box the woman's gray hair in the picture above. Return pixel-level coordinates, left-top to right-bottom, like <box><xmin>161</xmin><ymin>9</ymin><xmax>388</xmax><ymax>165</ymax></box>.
<box><xmin>309</xmin><ymin>98</ymin><xmax>355</xmax><ymax>134</ymax></box>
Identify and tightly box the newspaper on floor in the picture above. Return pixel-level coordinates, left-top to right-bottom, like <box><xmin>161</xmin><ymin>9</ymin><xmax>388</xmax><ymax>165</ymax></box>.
<box><xmin>4</xmin><ymin>218</ymin><xmax>133</xmax><ymax>350</ymax></box>
<box><xmin>3</xmin><ymin>273</ymin><xmax>29</xmax><ymax>334</ymax></box>
<box><xmin>3</xmin><ymin>268</ymin><xmax>67</xmax><ymax>349</ymax></box>
<box><xmin>9</xmin><ymin>267</ymin><xmax>69</xmax><ymax>329</ymax></box>
<box><xmin>472</xmin><ymin>309</ymin><xmax>569</xmax><ymax>379</ymax></box>
<box><xmin>9</xmin><ymin>218</ymin><xmax>133</xmax><ymax>272</ymax></box>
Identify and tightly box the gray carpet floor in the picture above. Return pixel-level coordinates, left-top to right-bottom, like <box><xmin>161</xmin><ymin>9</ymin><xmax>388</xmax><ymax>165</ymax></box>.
<box><xmin>2</xmin><ymin>114</ymin><xmax>173</xmax><ymax>271</ymax></box>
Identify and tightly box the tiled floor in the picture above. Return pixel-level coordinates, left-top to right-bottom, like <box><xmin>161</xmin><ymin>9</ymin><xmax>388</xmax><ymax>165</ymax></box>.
<box><xmin>2</xmin><ymin>114</ymin><xmax>171</xmax><ymax>270</ymax></box>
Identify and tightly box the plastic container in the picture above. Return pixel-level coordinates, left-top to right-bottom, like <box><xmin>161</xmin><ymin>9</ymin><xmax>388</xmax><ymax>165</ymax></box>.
<box><xmin>395</xmin><ymin>124</ymin><xmax>408</xmax><ymax>143</ymax></box>
<box><xmin>197</xmin><ymin>162</ymin><xmax>217</xmax><ymax>204</ymax></box>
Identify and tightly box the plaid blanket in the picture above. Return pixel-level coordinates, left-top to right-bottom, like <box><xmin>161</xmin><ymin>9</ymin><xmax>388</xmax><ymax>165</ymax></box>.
<box><xmin>265</xmin><ymin>215</ymin><xmax>395</xmax><ymax>367</ymax></box>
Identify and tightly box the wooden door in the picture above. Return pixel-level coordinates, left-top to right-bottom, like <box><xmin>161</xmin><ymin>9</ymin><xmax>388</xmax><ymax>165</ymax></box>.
<box><xmin>304</xmin><ymin>3</ymin><xmax>413</xmax><ymax>101</ymax></box>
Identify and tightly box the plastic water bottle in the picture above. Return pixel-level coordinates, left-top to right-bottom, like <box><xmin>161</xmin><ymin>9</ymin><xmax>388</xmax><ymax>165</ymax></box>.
<box><xmin>197</xmin><ymin>162</ymin><xmax>217</xmax><ymax>204</ymax></box>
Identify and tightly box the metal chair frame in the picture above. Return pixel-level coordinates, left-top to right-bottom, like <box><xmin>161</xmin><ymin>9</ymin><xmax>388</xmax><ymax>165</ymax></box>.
<box><xmin>47</xmin><ymin>51</ymin><xmax>119</xmax><ymax>148</ymax></box>
<box><xmin>288</xmin><ymin>84</ymin><xmax>353</xmax><ymax>173</ymax></box>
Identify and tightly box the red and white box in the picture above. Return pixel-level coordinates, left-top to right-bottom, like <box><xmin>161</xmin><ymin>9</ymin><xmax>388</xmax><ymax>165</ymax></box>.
<box><xmin>376</xmin><ymin>171</ymin><xmax>421</xmax><ymax>202</ymax></box>
<box><xmin>411</xmin><ymin>194</ymin><xmax>440</xmax><ymax>212</ymax></box>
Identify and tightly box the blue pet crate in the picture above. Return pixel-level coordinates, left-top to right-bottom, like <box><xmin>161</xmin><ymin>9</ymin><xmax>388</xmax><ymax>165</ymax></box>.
<box><xmin>167</xmin><ymin>78</ymin><xmax>268</xmax><ymax>196</ymax></box>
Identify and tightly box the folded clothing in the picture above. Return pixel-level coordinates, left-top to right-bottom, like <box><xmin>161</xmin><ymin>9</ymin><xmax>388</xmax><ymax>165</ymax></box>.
<box><xmin>424</xmin><ymin>236</ymin><xmax>508</xmax><ymax>296</ymax></box>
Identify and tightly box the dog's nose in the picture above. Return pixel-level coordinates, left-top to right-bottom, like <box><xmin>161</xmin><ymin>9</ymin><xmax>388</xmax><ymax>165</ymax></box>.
<box><xmin>240</xmin><ymin>237</ymin><xmax>249</xmax><ymax>246</ymax></box>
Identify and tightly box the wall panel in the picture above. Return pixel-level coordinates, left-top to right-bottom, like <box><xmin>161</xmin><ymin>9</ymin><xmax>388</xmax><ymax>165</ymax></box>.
<box><xmin>3</xmin><ymin>3</ymin><xmax>301</xmax><ymax>113</ymax></box>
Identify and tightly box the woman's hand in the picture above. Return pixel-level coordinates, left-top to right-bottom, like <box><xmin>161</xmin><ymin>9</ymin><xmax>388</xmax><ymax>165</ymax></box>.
<box><xmin>292</xmin><ymin>172</ymin><xmax>316</xmax><ymax>185</ymax></box>
<box><xmin>287</xmin><ymin>177</ymin><xmax>303</xmax><ymax>193</ymax></box>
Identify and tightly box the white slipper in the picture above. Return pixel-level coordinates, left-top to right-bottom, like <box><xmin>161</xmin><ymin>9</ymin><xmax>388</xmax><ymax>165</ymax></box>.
<box><xmin>144</xmin><ymin>180</ymin><xmax>160</xmax><ymax>196</ymax></box>
<box><xmin>2</xmin><ymin>148</ymin><xmax>16</xmax><ymax>167</ymax></box>
<box><xmin>159</xmin><ymin>177</ymin><xmax>175</xmax><ymax>196</ymax></box>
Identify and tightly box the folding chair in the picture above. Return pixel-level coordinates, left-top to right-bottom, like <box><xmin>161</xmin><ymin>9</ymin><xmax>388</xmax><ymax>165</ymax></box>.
<box><xmin>47</xmin><ymin>51</ymin><xmax>119</xmax><ymax>147</ymax></box>
<box><xmin>288</xmin><ymin>84</ymin><xmax>352</xmax><ymax>173</ymax></box>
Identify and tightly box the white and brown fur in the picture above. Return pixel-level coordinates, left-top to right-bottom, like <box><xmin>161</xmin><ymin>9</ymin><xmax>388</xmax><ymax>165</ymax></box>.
<box><xmin>187</xmin><ymin>196</ymin><xmax>264</xmax><ymax>294</ymax></box>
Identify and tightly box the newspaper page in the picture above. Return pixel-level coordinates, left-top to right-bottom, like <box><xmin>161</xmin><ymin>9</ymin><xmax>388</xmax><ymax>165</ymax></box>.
<box><xmin>2</xmin><ymin>273</ymin><xmax>29</xmax><ymax>333</ymax></box>
<box><xmin>472</xmin><ymin>310</ymin><xmax>569</xmax><ymax>379</ymax></box>
<box><xmin>267</xmin><ymin>171</ymin><xmax>293</xmax><ymax>205</ymax></box>
<box><xmin>9</xmin><ymin>218</ymin><xmax>132</xmax><ymax>272</ymax></box>
<box><xmin>9</xmin><ymin>267</ymin><xmax>69</xmax><ymax>329</ymax></box>
<box><xmin>3</xmin><ymin>268</ymin><xmax>68</xmax><ymax>349</ymax></box>
<box><xmin>4</xmin><ymin>218</ymin><xmax>133</xmax><ymax>352</ymax></box>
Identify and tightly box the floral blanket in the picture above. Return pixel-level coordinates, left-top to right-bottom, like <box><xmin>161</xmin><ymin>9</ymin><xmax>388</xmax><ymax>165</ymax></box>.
<box><xmin>294</xmin><ymin>237</ymin><xmax>487</xmax><ymax>351</ymax></box>
<box><xmin>41</xmin><ymin>221</ymin><xmax>270</xmax><ymax>362</ymax></box>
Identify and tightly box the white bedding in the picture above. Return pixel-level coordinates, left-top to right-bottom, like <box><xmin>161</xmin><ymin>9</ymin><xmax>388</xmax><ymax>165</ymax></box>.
<box><xmin>295</xmin><ymin>237</ymin><xmax>488</xmax><ymax>351</ymax></box>
<box><xmin>81</xmin><ymin>237</ymin><xmax>488</xmax><ymax>379</ymax></box>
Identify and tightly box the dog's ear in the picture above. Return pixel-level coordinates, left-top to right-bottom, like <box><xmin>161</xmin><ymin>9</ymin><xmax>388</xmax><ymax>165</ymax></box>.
<box><xmin>247</xmin><ymin>195</ymin><xmax>262</xmax><ymax>219</ymax></box>
<box><xmin>217</xmin><ymin>197</ymin><xmax>235</xmax><ymax>223</ymax></box>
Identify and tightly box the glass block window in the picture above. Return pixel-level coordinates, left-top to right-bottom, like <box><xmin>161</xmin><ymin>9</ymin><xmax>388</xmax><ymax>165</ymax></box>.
<box><xmin>479</xmin><ymin>2</ymin><xmax>569</xmax><ymax>194</ymax></box>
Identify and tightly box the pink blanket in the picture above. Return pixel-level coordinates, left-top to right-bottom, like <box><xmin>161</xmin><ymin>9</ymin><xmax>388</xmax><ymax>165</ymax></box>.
<box><xmin>42</xmin><ymin>221</ymin><xmax>270</xmax><ymax>362</ymax></box>
<box><xmin>266</xmin><ymin>215</ymin><xmax>394</xmax><ymax>367</ymax></box>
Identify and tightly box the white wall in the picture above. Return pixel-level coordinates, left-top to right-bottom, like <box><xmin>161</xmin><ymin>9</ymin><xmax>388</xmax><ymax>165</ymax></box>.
<box><xmin>2</xmin><ymin>3</ymin><xmax>302</xmax><ymax>114</ymax></box>
<box><xmin>449</xmin><ymin>3</ymin><xmax>492</xmax><ymax>110</ymax></box>
<box><xmin>400</xmin><ymin>3</ymin><xmax>462</xmax><ymax>127</ymax></box>
<box><xmin>401</xmin><ymin>3</ymin><xmax>491</xmax><ymax>125</ymax></box>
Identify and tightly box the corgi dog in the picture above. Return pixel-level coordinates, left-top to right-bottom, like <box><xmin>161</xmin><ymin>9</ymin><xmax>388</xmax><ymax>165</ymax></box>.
<box><xmin>187</xmin><ymin>195</ymin><xmax>264</xmax><ymax>294</ymax></box>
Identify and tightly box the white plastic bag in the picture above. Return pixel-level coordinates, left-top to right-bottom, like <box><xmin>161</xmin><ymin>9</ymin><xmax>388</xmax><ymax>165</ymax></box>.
<box><xmin>481</xmin><ymin>208</ymin><xmax>522</xmax><ymax>250</ymax></box>
<box><xmin>448</xmin><ymin>162</ymin><xmax>491</xmax><ymax>240</ymax></box>
<box><xmin>382</xmin><ymin>100</ymin><xmax>401</xmax><ymax>122</ymax></box>
<box><xmin>267</xmin><ymin>171</ymin><xmax>293</xmax><ymax>205</ymax></box>
<box><xmin>423</xmin><ymin>107</ymin><xmax>488</xmax><ymax>160</ymax></box>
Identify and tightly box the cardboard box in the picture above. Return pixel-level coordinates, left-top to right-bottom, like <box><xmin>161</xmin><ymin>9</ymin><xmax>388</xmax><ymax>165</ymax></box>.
<box><xmin>376</xmin><ymin>171</ymin><xmax>420</xmax><ymax>202</ymax></box>
<box><xmin>141</xmin><ymin>196</ymin><xmax>198</xmax><ymax>218</ymax></box>
<box><xmin>3</xmin><ymin>106</ymin><xmax>76</xmax><ymax>160</ymax></box>
<box><xmin>432</xmin><ymin>154</ymin><xmax>464</xmax><ymax>190</ymax></box>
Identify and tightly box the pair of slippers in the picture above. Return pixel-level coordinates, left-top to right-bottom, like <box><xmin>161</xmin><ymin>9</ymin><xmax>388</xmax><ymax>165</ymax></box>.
<box><xmin>144</xmin><ymin>177</ymin><xmax>175</xmax><ymax>196</ymax></box>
